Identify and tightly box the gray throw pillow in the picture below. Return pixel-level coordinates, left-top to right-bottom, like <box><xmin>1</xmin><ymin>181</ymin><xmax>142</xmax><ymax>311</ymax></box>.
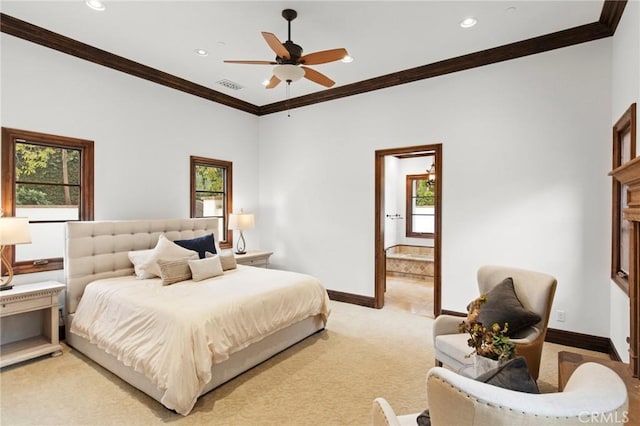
<box><xmin>475</xmin><ymin>356</ymin><xmax>540</xmax><ymax>394</ymax></box>
<box><xmin>476</xmin><ymin>277</ymin><xmax>541</xmax><ymax>336</ymax></box>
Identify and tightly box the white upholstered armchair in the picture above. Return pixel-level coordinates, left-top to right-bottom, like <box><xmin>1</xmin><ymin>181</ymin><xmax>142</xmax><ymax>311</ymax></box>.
<box><xmin>433</xmin><ymin>265</ymin><xmax>557</xmax><ymax>380</ymax></box>
<box><xmin>372</xmin><ymin>363</ymin><xmax>629</xmax><ymax>426</ymax></box>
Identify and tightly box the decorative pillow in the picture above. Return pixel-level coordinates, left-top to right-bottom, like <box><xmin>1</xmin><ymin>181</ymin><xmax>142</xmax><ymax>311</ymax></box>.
<box><xmin>206</xmin><ymin>250</ymin><xmax>237</xmax><ymax>271</ymax></box>
<box><xmin>476</xmin><ymin>277</ymin><xmax>541</xmax><ymax>336</ymax></box>
<box><xmin>139</xmin><ymin>235</ymin><xmax>199</xmax><ymax>278</ymax></box>
<box><xmin>174</xmin><ymin>233</ymin><xmax>217</xmax><ymax>259</ymax></box>
<box><xmin>188</xmin><ymin>255</ymin><xmax>224</xmax><ymax>282</ymax></box>
<box><xmin>475</xmin><ymin>356</ymin><xmax>540</xmax><ymax>394</ymax></box>
<box><xmin>157</xmin><ymin>255</ymin><xmax>197</xmax><ymax>286</ymax></box>
<box><xmin>128</xmin><ymin>249</ymin><xmax>155</xmax><ymax>279</ymax></box>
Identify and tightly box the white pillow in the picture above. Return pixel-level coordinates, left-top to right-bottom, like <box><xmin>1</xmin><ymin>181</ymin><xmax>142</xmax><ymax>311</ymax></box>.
<box><xmin>206</xmin><ymin>250</ymin><xmax>237</xmax><ymax>271</ymax></box>
<box><xmin>128</xmin><ymin>249</ymin><xmax>155</xmax><ymax>279</ymax></box>
<box><xmin>139</xmin><ymin>235</ymin><xmax>199</xmax><ymax>278</ymax></box>
<box><xmin>188</xmin><ymin>255</ymin><xmax>224</xmax><ymax>282</ymax></box>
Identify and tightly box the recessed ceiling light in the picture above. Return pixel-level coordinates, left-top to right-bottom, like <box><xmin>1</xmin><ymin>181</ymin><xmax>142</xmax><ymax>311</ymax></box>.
<box><xmin>194</xmin><ymin>49</ymin><xmax>208</xmax><ymax>57</ymax></box>
<box><xmin>341</xmin><ymin>55</ymin><xmax>354</xmax><ymax>63</ymax></box>
<box><xmin>85</xmin><ymin>0</ymin><xmax>105</xmax><ymax>12</ymax></box>
<box><xmin>506</xmin><ymin>6</ymin><xmax>517</xmax><ymax>13</ymax></box>
<box><xmin>460</xmin><ymin>17</ymin><xmax>478</xmax><ymax>28</ymax></box>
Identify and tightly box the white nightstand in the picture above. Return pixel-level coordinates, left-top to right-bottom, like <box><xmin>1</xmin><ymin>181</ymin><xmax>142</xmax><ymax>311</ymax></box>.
<box><xmin>234</xmin><ymin>250</ymin><xmax>273</xmax><ymax>268</ymax></box>
<box><xmin>0</xmin><ymin>281</ymin><xmax>65</xmax><ymax>368</ymax></box>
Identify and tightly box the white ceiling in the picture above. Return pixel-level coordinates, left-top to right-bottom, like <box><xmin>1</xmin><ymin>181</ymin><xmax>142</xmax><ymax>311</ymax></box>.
<box><xmin>1</xmin><ymin>1</ymin><xmax>605</xmax><ymax>106</ymax></box>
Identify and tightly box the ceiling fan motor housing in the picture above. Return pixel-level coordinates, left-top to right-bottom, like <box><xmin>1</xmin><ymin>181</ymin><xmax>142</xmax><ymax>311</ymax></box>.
<box><xmin>281</xmin><ymin>41</ymin><xmax>303</xmax><ymax>64</ymax></box>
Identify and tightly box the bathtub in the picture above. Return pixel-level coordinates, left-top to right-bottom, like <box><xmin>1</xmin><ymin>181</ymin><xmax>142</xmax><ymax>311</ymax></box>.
<box><xmin>386</xmin><ymin>245</ymin><xmax>434</xmax><ymax>279</ymax></box>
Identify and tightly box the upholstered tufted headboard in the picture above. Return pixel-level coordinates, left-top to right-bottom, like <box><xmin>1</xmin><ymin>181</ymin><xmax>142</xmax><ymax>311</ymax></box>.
<box><xmin>64</xmin><ymin>218</ymin><xmax>218</xmax><ymax>315</ymax></box>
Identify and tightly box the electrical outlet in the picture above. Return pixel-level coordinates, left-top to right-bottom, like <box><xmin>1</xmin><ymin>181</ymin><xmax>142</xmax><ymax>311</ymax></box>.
<box><xmin>557</xmin><ymin>310</ymin><xmax>566</xmax><ymax>322</ymax></box>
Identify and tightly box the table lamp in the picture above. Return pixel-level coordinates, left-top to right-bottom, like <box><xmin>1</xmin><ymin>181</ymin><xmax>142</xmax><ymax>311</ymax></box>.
<box><xmin>228</xmin><ymin>210</ymin><xmax>255</xmax><ymax>255</ymax></box>
<box><xmin>0</xmin><ymin>216</ymin><xmax>32</xmax><ymax>291</ymax></box>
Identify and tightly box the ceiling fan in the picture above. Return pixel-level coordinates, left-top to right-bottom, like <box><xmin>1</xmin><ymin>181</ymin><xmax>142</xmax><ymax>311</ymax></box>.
<box><xmin>224</xmin><ymin>9</ymin><xmax>351</xmax><ymax>89</ymax></box>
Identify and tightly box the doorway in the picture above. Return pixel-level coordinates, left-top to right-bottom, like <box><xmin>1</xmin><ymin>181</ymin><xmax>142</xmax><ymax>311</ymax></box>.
<box><xmin>374</xmin><ymin>144</ymin><xmax>442</xmax><ymax>316</ymax></box>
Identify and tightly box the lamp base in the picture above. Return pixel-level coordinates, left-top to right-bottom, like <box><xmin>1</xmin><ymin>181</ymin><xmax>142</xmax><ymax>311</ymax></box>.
<box><xmin>0</xmin><ymin>284</ymin><xmax>14</xmax><ymax>291</ymax></box>
<box><xmin>235</xmin><ymin>251</ymin><xmax>247</xmax><ymax>255</ymax></box>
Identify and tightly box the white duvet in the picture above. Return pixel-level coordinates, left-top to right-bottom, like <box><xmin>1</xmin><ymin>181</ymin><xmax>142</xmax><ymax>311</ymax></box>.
<box><xmin>70</xmin><ymin>265</ymin><xmax>331</xmax><ymax>415</ymax></box>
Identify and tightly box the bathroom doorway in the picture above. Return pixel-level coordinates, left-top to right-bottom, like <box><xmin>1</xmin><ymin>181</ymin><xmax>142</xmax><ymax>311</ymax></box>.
<box><xmin>374</xmin><ymin>144</ymin><xmax>442</xmax><ymax>317</ymax></box>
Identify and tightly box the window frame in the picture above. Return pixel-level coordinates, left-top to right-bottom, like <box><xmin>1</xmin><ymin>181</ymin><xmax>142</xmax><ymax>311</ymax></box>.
<box><xmin>1</xmin><ymin>127</ymin><xmax>94</xmax><ymax>275</ymax></box>
<box><xmin>611</xmin><ymin>104</ymin><xmax>637</xmax><ymax>295</ymax></box>
<box><xmin>405</xmin><ymin>172</ymin><xmax>436</xmax><ymax>238</ymax></box>
<box><xmin>189</xmin><ymin>156</ymin><xmax>233</xmax><ymax>249</ymax></box>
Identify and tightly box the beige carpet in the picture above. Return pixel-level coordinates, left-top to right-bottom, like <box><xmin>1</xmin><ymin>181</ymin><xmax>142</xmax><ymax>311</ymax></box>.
<box><xmin>0</xmin><ymin>301</ymin><xmax>608</xmax><ymax>425</ymax></box>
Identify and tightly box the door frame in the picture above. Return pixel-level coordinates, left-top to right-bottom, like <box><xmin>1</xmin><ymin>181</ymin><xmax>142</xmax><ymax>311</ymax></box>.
<box><xmin>374</xmin><ymin>143</ymin><xmax>442</xmax><ymax>314</ymax></box>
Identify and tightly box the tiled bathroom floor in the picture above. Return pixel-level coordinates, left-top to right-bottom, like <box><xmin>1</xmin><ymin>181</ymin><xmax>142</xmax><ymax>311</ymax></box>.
<box><xmin>384</xmin><ymin>275</ymin><xmax>434</xmax><ymax>318</ymax></box>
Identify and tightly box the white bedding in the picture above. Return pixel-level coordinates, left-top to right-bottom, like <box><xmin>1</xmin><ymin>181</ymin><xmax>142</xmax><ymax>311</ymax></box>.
<box><xmin>69</xmin><ymin>265</ymin><xmax>331</xmax><ymax>415</ymax></box>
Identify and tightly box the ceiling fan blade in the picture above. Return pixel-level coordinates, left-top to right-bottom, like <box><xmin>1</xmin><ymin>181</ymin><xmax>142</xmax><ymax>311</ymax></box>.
<box><xmin>224</xmin><ymin>60</ymin><xmax>277</xmax><ymax>65</ymax></box>
<box><xmin>265</xmin><ymin>75</ymin><xmax>281</xmax><ymax>89</ymax></box>
<box><xmin>302</xmin><ymin>66</ymin><xmax>335</xmax><ymax>88</ymax></box>
<box><xmin>262</xmin><ymin>32</ymin><xmax>290</xmax><ymax>59</ymax></box>
<box><xmin>300</xmin><ymin>48</ymin><xmax>349</xmax><ymax>65</ymax></box>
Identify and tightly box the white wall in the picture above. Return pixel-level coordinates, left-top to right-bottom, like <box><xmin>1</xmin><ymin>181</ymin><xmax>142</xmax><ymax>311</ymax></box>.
<box><xmin>259</xmin><ymin>39</ymin><xmax>612</xmax><ymax>336</ymax></box>
<box><xmin>1</xmin><ymin>35</ymin><xmax>260</xmax><ymax>288</ymax></box>
<box><xmin>609</xmin><ymin>0</ymin><xmax>639</xmax><ymax>362</ymax></box>
<box><xmin>384</xmin><ymin>156</ymin><xmax>400</xmax><ymax>248</ymax></box>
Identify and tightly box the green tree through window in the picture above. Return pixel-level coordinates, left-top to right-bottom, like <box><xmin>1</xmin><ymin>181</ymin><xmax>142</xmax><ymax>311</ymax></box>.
<box><xmin>15</xmin><ymin>142</ymin><xmax>81</xmax><ymax>207</ymax></box>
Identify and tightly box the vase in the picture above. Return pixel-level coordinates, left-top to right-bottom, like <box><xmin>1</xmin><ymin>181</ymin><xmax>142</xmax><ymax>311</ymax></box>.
<box><xmin>472</xmin><ymin>355</ymin><xmax>504</xmax><ymax>378</ymax></box>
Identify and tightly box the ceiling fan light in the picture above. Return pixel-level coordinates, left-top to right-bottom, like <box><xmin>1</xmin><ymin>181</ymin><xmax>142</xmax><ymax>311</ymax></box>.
<box><xmin>273</xmin><ymin>64</ymin><xmax>304</xmax><ymax>83</ymax></box>
<box><xmin>341</xmin><ymin>55</ymin><xmax>354</xmax><ymax>63</ymax></box>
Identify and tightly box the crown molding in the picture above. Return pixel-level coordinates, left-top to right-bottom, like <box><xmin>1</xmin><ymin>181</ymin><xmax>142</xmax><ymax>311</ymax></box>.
<box><xmin>0</xmin><ymin>1</ymin><xmax>627</xmax><ymax>116</ymax></box>
<box><xmin>0</xmin><ymin>13</ymin><xmax>260</xmax><ymax>115</ymax></box>
<box><xmin>258</xmin><ymin>21</ymin><xmax>612</xmax><ymax>115</ymax></box>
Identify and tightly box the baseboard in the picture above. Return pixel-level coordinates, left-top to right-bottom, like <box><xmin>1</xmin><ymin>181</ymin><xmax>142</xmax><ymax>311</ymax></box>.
<box><xmin>609</xmin><ymin>340</ymin><xmax>623</xmax><ymax>362</ymax></box>
<box><xmin>326</xmin><ymin>290</ymin><xmax>376</xmax><ymax>308</ymax></box>
<box><xmin>439</xmin><ymin>309</ymin><xmax>612</xmax><ymax>355</ymax></box>
<box><xmin>441</xmin><ymin>309</ymin><xmax>466</xmax><ymax>317</ymax></box>
<box><xmin>545</xmin><ymin>328</ymin><xmax>610</xmax><ymax>354</ymax></box>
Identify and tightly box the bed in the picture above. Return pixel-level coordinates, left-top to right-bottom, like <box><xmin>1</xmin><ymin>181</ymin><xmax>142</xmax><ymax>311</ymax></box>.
<box><xmin>64</xmin><ymin>218</ymin><xmax>330</xmax><ymax>415</ymax></box>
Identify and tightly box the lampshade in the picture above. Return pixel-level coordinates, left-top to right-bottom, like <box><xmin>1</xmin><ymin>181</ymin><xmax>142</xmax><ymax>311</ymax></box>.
<box><xmin>273</xmin><ymin>64</ymin><xmax>305</xmax><ymax>83</ymax></box>
<box><xmin>228</xmin><ymin>213</ymin><xmax>255</xmax><ymax>231</ymax></box>
<box><xmin>0</xmin><ymin>217</ymin><xmax>32</xmax><ymax>245</ymax></box>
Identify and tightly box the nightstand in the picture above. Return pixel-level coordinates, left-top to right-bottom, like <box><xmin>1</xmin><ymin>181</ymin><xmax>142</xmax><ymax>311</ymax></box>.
<box><xmin>234</xmin><ymin>250</ymin><xmax>273</xmax><ymax>268</ymax></box>
<box><xmin>0</xmin><ymin>281</ymin><xmax>65</xmax><ymax>368</ymax></box>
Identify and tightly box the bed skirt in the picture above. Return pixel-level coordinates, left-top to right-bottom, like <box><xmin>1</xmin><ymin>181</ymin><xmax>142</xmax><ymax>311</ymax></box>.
<box><xmin>66</xmin><ymin>313</ymin><xmax>325</xmax><ymax>409</ymax></box>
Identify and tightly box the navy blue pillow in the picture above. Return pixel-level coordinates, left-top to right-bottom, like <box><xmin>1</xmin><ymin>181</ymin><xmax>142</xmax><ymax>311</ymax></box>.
<box><xmin>174</xmin><ymin>233</ymin><xmax>216</xmax><ymax>259</ymax></box>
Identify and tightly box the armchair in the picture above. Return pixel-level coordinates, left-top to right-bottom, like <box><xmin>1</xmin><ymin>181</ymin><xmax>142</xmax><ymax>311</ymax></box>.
<box><xmin>372</xmin><ymin>363</ymin><xmax>628</xmax><ymax>426</ymax></box>
<box><xmin>433</xmin><ymin>265</ymin><xmax>557</xmax><ymax>380</ymax></box>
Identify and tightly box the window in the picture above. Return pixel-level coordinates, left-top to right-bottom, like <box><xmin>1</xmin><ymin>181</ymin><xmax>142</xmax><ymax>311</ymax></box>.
<box><xmin>406</xmin><ymin>173</ymin><xmax>435</xmax><ymax>238</ymax></box>
<box><xmin>190</xmin><ymin>156</ymin><xmax>232</xmax><ymax>249</ymax></box>
<box><xmin>1</xmin><ymin>128</ymin><xmax>94</xmax><ymax>274</ymax></box>
<box><xmin>611</xmin><ymin>103</ymin><xmax>636</xmax><ymax>295</ymax></box>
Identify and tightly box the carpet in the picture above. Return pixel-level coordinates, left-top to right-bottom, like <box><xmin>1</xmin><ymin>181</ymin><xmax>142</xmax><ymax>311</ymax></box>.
<box><xmin>0</xmin><ymin>301</ymin><xmax>607</xmax><ymax>425</ymax></box>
